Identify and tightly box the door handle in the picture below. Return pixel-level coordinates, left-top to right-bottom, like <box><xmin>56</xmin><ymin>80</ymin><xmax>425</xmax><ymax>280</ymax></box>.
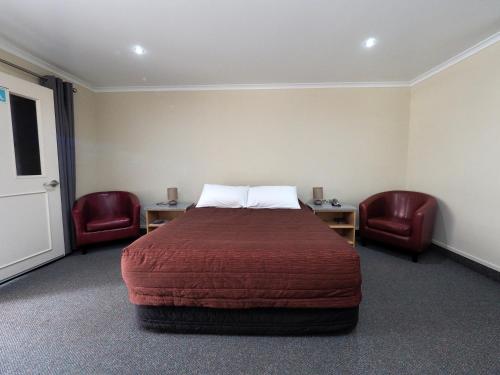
<box><xmin>43</xmin><ymin>180</ymin><xmax>60</xmax><ymax>188</ymax></box>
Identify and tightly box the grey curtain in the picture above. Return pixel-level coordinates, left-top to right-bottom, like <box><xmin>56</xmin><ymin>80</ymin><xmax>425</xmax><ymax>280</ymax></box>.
<box><xmin>40</xmin><ymin>76</ymin><xmax>76</xmax><ymax>254</ymax></box>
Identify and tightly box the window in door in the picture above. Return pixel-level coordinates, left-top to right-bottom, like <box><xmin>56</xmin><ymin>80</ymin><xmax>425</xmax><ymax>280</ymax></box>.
<box><xmin>10</xmin><ymin>94</ymin><xmax>42</xmax><ymax>176</ymax></box>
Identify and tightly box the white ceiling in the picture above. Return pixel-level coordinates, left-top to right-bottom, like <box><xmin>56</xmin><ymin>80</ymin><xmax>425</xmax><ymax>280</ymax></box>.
<box><xmin>0</xmin><ymin>0</ymin><xmax>499</xmax><ymax>90</ymax></box>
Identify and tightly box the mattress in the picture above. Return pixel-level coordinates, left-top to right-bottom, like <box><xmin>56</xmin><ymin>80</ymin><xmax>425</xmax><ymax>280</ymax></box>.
<box><xmin>121</xmin><ymin>205</ymin><xmax>362</xmax><ymax>309</ymax></box>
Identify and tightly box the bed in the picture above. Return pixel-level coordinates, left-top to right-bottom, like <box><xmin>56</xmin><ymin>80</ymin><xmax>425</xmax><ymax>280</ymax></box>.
<box><xmin>121</xmin><ymin>204</ymin><xmax>362</xmax><ymax>335</ymax></box>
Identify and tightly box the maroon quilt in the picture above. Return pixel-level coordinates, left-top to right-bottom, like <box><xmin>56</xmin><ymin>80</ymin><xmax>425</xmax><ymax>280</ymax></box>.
<box><xmin>122</xmin><ymin>206</ymin><xmax>362</xmax><ymax>309</ymax></box>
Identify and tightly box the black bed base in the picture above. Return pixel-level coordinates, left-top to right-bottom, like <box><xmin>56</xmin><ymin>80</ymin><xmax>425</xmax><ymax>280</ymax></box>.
<box><xmin>136</xmin><ymin>305</ymin><xmax>359</xmax><ymax>335</ymax></box>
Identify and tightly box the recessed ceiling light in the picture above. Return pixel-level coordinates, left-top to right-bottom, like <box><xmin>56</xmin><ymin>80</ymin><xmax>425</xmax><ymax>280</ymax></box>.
<box><xmin>363</xmin><ymin>37</ymin><xmax>377</xmax><ymax>48</ymax></box>
<box><xmin>133</xmin><ymin>45</ymin><xmax>146</xmax><ymax>55</ymax></box>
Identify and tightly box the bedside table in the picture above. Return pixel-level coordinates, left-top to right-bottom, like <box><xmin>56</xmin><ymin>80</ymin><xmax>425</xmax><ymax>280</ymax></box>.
<box><xmin>307</xmin><ymin>201</ymin><xmax>357</xmax><ymax>246</ymax></box>
<box><xmin>144</xmin><ymin>202</ymin><xmax>194</xmax><ymax>233</ymax></box>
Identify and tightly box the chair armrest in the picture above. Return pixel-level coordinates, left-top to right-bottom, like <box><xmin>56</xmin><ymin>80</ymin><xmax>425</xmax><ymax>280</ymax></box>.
<box><xmin>128</xmin><ymin>193</ymin><xmax>141</xmax><ymax>227</ymax></box>
<box><xmin>360</xmin><ymin>194</ymin><xmax>386</xmax><ymax>219</ymax></box>
<box><xmin>72</xmin><ymin>198</ymin><xmax>88</xmax><ymax>234</ymax></box>
<box><xmin>359</xmin><ymin>193</ymin><xmax>386</xmax><ymax>233</ymax></box>
<box><xmin>411</xmin><ymin>198</ymin><xmax>438</xmax><ymax>251</ymax></box>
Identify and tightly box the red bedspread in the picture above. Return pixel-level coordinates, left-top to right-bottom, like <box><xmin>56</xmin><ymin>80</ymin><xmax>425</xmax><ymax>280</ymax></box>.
<box><xmin>121</xmin><ymin>206</ymin><xmax>362</xmax><ymax>309</ymax></box>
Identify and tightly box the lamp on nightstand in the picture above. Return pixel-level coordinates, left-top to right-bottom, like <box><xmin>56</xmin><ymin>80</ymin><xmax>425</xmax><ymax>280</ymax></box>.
<box><xmin>313</xmin><ymin>187</ymin><xmax>323</xmax><ymax>205</ymax></box>
<box><xmin>167</xmin><ymin>187</ymin><xmax>178</xmax><ymax>206</ymax></box>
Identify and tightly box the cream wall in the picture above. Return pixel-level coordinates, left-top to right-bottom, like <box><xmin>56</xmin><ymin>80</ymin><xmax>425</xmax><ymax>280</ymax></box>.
<box><xmin>94</xmin><ymin>88</ymin><xmax>410</xmax><ymax>209</ymax></box>
<box><xmin>407</xmin><ymin>42</ymin><xmax>500</xmax><ymax>271</ymax></box>
<box><xmin>0</xmin><ymin>49</ymin><xmax>98</xmax><ymax>197</ymax></box>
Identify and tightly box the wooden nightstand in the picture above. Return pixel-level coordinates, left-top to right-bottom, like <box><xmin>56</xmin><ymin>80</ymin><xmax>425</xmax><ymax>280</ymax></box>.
<box><xmin>144</xmin><ymin>202</ymin><xmax>193</xmax><ymax>233</ymax></box>
<box><xmin>307</xmin><ymin>201</ymin><xmax>357</xmax><ymax>246</ymax></box>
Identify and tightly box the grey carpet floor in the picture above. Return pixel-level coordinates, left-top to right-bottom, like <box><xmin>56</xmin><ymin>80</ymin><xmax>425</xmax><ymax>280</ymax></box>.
<box><xmin>0</xmin><ymin>242</ymin><xmax>499</xmax><ymax>375</ymax></box>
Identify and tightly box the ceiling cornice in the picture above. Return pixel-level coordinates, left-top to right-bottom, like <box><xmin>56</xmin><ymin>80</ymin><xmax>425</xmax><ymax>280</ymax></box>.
<box><xmin>0</xmin><ymin>35</ymin><xmax>94</xmax><ymax>90</ymax></box>
<box><xmin>1</xmin><ymin>31</ymin><xmax>498</xmax><ymax>93</ymax></box>
<box><xmin>410</xmin><ymin>31</ymin><xmax>500</xmax><ymax>86</ymax></box>
<box><xmin>92</xmin><ymin>81</ymin><xmax>410</xmax><ymax>93</ymax></box>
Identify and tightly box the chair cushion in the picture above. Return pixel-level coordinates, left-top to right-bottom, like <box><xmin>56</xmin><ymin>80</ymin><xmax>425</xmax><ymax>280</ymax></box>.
<box><xmin>86</xmin><ymin>216</ymin><xmax>131</xmax><ymax>232</ymax></box>
<box><xmin>367</xmin><ymin>216</ymin><xmax>411</xmax><ymax>236</ymax></box>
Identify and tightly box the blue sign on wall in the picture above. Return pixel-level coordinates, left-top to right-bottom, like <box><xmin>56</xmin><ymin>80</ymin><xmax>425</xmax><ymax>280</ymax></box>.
<box><xmin>0</xmin><ymin>88</ymin><xmax>6</xmax><ymax>102</ymax></box>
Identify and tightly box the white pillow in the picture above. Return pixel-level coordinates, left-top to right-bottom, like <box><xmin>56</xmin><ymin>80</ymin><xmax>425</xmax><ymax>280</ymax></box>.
<box><xmin>246</xmin><ymin>186</ymin><xmax>301</xmax><ymax>209</ymax></box>
<box><xmin>196</xmin><ymin>184</ymin><xmax>249</xmax><ymax>208</ymax></box>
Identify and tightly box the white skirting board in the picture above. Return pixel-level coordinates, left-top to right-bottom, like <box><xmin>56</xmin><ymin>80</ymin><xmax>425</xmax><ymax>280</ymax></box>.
<box><xmin>432</xmin><ymin>239</ymin><xmax>500</xmax><ymax>273</ymax></box>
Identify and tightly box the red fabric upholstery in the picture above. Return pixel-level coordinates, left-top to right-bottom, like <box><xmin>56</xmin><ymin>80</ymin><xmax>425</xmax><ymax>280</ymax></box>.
<box><xmin>72</xmin><ymin>191</ymin><xmax>140</xmax><ymax>248</ymax></box>
<box><xmin>367</xmin><ymin>217</ymin><xmax>411</xmax><ymax>236</ymax></box>
<box><xmin>122</xmin><ymin>205</ymin><xmax>361</xmax><ymax>309</ymax></box>
<box><xmin>86</xmin><ymin>216</ymin><xmax>131</xmax><ymax>232</ymax></box>
<box><xmin>359</xmin><ymin>191</ymin><xmax>437</xmax><ymax>254</ymax></box>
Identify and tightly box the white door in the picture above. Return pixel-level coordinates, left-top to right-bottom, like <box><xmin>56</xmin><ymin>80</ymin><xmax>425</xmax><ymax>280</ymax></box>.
<box><xmin>0</xmin><ymin>71</ymin><xmax>65</xmax><ymax>282</ymax></box>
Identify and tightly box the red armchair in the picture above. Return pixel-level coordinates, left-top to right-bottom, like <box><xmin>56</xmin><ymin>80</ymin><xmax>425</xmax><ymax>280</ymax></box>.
<box><xmin>72</xmin><ymin>191</ymin><xmax>141</xmax><ymax>253</ymax></box>
<box><xmin>359</xmin><ymin>191</ymin><xmax>437</xmax><ymax>262</ymax></box>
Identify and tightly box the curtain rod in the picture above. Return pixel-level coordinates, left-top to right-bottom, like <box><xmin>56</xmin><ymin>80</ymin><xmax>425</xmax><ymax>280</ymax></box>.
<box><xmin>0</xmin><ymin>57</ymin><xmax>77</xmax><ymax>93</ymax></box>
